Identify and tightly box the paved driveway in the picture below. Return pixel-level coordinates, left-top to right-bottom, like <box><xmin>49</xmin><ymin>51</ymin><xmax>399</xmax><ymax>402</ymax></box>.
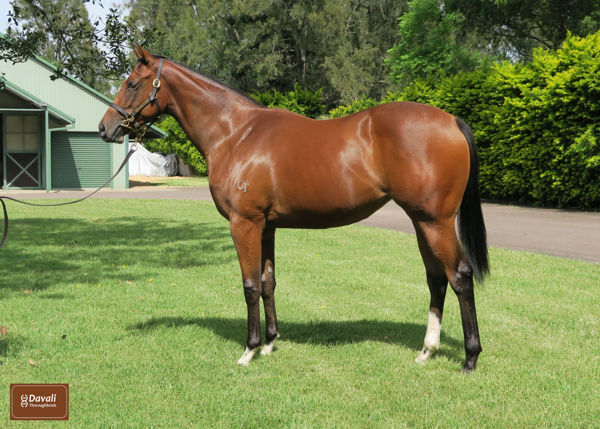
<box><xmin>359</xmin><ymin>201</ymin><xmax>600</xmax><ymax>263</ymax></box>
<box><xmin>3</xmin><ymin>186</ymin><xmax>599</xmax><ymax>263</ymax></box>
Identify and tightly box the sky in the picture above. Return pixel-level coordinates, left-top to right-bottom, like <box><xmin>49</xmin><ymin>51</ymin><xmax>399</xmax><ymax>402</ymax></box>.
<box><xmin>0</xmin><ymin>0</ymin><xmax>124</xmax><ymax>33</ymax></box>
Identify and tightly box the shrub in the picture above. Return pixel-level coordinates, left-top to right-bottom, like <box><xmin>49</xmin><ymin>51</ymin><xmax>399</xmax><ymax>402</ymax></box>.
<box><xmin>329</xmin><ymin>96</ymin><xmax>379</xmax><ymax>118</ymax></box>
<box><xmin>479</xmin><ymin>32</ymin><xmax>600</xmax><ymax>207</ymax></box>
<box><xmin>145</xmin><ymin>116</ymin><xmax>207</xmax><ymax>176</ymax></box>
<box><xmin>251</xmin><ymin>84</ymin><xmax>326</xmax><ymax>119</ymax></box>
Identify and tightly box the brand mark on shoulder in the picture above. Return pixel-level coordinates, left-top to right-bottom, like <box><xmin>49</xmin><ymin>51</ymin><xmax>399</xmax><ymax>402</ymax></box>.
<box><xmin>237</xmin><ymin>181</ymin><xmax>249</xmax><ymax>192</ymax></box>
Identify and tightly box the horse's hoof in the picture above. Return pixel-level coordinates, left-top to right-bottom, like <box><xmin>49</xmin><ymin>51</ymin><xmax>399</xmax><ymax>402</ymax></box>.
<box><xmin>260</xmin><ymin>341</ymin><xmax>276</xmax><ymax>356</ymax></box>
<box><xmin>260</xmin><ymin>333</ymin><xmax>280</xmax><ymax>356</ymax></box>
<box><xmin>237</xmin><ymin>347</ymin><xmax>258</xmax><ymax>366</ymax></box>
<box><xmin>415</xmin><ymin>346</ymin><xmax>434</xmax><ymax>364</ymax></box>
<box><xmin>461</xmin><ymin>363</ymin><xmax>476</xmax><ymax>374</ymax></box>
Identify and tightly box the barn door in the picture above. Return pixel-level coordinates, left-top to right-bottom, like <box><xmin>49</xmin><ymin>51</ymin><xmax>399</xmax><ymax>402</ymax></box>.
<box><xmin>3</xmin><ymin>114</ymin><xmax>41</xmax><ymax>189</ymax></box>
<box><xmin>51</xmin><ymin>132</ymin><xmax>111</xmax><ymax>188</ymax></box>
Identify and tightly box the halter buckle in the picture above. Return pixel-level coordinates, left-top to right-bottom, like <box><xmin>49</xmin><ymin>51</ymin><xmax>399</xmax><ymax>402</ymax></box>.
<box><xmin>152</xmin><ymin>78</ymin><xmax>161</xmax><ymax>88</ymax></box>
<box><xmin>125</xmin><ymin>113</ymin><xmax>135</xmax><ymax>123</ymax></box>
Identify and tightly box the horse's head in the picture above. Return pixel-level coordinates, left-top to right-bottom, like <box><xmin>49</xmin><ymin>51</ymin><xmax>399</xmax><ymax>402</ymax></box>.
<box><xmin>99</xmin><ymin>45</ymin><xmax>167</xmax><ymax>143</ymax></box>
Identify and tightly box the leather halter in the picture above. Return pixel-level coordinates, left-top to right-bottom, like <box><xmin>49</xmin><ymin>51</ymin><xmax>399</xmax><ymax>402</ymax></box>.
<box><xmin>110</xmin><ymin>58</ymin><xmax>164</xmax><ymax>137</ymax></box>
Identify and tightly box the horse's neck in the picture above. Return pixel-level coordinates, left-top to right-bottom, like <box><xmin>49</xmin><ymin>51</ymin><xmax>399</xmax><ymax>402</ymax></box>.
<box><xmin>164</xmin><ymin>63</ymin><xmax>257</xmax><ymax>164</ymax></box>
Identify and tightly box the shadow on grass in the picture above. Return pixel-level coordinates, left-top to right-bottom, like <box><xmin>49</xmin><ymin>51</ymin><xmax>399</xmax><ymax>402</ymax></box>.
<box><xmin>129</xmin><ymin>316</ymin><xmax>463</xmax><ymax>362</ymax></box>
<box><xmin>0</xmin><ymin>334</ymin><xmax>26</xmax><ymax>359</ymax></box>
<box><xmin>0</xmin><ymin>216</ymin><xmax>234</xmax><ymax>296</ymax></box>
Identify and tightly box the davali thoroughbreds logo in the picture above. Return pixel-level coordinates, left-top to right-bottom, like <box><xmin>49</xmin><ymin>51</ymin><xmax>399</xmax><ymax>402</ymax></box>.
<box><xmin>10</xmin><ymin>384</ymin><xmax>69</xmax><ymax>420</ymax></box>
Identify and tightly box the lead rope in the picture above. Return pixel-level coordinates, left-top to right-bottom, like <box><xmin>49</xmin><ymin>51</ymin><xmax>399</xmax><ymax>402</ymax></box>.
<box><xmin>0</xmin><ymin>142</ymin><xmax>139</xmax><ymax>248</ymax></box>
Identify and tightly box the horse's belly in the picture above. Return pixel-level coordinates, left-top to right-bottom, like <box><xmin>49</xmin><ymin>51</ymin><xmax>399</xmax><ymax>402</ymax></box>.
<box><xmin>270</xmin><ymin>195</ymin><xmax>390</xmax><ymax>229</ymax></box>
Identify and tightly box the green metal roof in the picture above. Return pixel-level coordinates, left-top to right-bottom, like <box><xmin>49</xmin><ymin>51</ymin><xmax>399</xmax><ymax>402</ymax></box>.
<box><xmin>33</xmin><ymin>55</ymin><xmax>115</xmax><ymax>104</ymax></box>
<box><xmin>0</xmin><ymin>77</ymin><xmax>76</xmax><ymax>125</ymax></box>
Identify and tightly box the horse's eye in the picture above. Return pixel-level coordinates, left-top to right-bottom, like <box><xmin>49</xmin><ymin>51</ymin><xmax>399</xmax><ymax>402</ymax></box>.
<box><xmin>127</xmin><ymin>80</ymin><xmax>139</xmax><ymax>90</ymax></box>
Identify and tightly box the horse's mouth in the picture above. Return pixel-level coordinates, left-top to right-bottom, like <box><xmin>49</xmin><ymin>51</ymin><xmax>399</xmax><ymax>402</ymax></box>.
<box><xmin>107</xmin><ymin>126</ymin><xmax>125</xmax><ymax>143</ymax></box>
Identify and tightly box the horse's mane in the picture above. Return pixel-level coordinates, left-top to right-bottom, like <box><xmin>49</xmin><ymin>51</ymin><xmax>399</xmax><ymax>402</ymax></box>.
<box><xmin>153</xmin><ymin>55</ymin><xmax>261</xmax><ymax>107</ymax></box>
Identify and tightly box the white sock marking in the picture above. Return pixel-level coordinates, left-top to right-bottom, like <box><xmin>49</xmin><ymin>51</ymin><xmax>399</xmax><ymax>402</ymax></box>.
<box><xmin>237</xmin><ymin>347</ymin><xmax>258</xmax><ymax>366</ymax></box>
<box><xmin>260</xmin><ymin>334</ymin><xmax>280</xmax><ymax>356</ymax></box>
<box><xmin>415</xmin><ymin>310</ymin><xmax>441</xmax><ymax>364</ymax></box>
<box><xmin>260</xmin><ymin>341</ymin><xmax>275</xmax><ymax>356</ymax></box>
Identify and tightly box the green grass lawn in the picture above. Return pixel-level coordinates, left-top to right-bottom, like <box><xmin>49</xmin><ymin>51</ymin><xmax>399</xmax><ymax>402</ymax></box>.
<box><xmin>1</xmin><ymin>199</ymin><xmax>599</xmax><ymax>427</ymax></box>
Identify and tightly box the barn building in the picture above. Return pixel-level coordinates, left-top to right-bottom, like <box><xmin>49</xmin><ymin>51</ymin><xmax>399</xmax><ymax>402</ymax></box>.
<box><xmin>0</xmin><ymin>54</ymin><xmax>165</xmax><ymax>190</ymax></box>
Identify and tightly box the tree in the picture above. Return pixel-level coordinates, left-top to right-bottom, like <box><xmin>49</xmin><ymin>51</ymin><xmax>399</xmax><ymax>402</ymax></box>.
<box><xmin>126</xmin><ymin>0</ymin><xmax>408</xmax><ymax>104</ymax></box>
<box><xmin>446</xmin><ymin>0</ymin><xmax>600</xmax><ymax>61</ymax></box>
<box><xmin>322</xmin><ymin>0</ymin><xmax>408</xmax><ymax>103</ymax></box>
<box><xmin>386</xmin><ymin>0</ymin><xmax>600</xmax><ymax>88</ymax></box>
<box><xmin>385</xmin><ymin>0</ymin><xmax>600</xmax><ymax>88</ymax></box>
<box><xmin>385</xmin><ymin>0</ymin><xmax>488</xmax><ymax>86</ymax></box>
<box><xmin>1</xmin><ymin>0</ymin><xmax>156</xmax><ymax>90</ymax></box>
<box><xmin>3</xmin><ymin>0</ymin><xmax>599</xmax><ymax>99</ymax></box>
<box><xmin>8</xmin><ymin>0</ymin><xmax>113</xmax><ymax>93</ymax></box>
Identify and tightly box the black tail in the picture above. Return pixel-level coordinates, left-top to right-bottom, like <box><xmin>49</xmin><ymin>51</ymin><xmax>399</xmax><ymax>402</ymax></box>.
<box><xmin>455</xmin><ymin>117</ymin><xmax>489</xmax><ymax>284</ymax></box>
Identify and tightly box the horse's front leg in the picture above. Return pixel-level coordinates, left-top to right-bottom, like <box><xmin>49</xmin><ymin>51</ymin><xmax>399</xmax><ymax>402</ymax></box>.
<box><xmin>230</xmin><ymin>215</ymin><xmax>265</xmax><ymax>366</ymax></box>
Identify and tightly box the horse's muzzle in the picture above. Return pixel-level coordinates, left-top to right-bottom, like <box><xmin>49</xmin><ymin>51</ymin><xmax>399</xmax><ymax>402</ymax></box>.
<box><xmin>98</xmin><ymin>122</ymin><xmax>124</xmax><ymax>143</ymax></box>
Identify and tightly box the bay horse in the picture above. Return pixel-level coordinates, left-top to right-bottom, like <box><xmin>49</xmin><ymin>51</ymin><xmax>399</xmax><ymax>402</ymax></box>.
<box><xmin>99</xmin><ymin>45</ymin><xmax>489</xmax><ymax>372</ymax></box>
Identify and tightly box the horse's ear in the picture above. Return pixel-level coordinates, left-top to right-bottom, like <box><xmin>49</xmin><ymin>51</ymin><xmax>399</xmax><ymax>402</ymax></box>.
<box><xmin>133</xmin><ymin>44</ymin><xmax>150</xmax><ymax>64</ymax></box>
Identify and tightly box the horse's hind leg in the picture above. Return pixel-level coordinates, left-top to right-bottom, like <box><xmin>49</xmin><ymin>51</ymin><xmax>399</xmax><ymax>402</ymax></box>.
<box><xmin>414</xmin><ymin>224</ymin><xmax>448</xmax><ymax>363</ymax></box>
<box><xmin>260</xmin><ymin>226</ymin><xmax>280</xmax><ymax>356</ymax></box>
<box><xmin>413</xmin><ymin>218</ymin><xmax>482</xmax><ymax>372</ymax></box>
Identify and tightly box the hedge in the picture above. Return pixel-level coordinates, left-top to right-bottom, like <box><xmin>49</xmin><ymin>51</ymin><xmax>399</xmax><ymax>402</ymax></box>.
<box><xmin>250</xmin><ymin>84</ymin><xmax>326</xmax><ymax>119</ymax></box>
<box><xmin>330</xmin><ymin>31</ymin><xmax>600</xmax><ymax>208</ymax></box>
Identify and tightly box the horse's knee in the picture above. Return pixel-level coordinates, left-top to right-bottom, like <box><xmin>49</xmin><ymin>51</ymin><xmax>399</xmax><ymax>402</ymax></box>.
<box><xmin>243</xmin><ymin>278</ymin><xmax>261</xmax><ymax>304</ymax></box>
<box><xmin>261</xmin><ymin>269</ymin><xmax>275</xmax><ymax>288</ymax></box>
<box><xmin>261</xmin><ymin>265</ymin><xmax>276</xmax><ymax>295</ymax></box>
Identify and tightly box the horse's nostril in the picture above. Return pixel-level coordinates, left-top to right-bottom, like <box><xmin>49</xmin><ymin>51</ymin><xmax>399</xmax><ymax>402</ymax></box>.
<box><xmin>99</xmin><ymin>123</ymin><xmax>105</xmax><ymax>133</ymax></box>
